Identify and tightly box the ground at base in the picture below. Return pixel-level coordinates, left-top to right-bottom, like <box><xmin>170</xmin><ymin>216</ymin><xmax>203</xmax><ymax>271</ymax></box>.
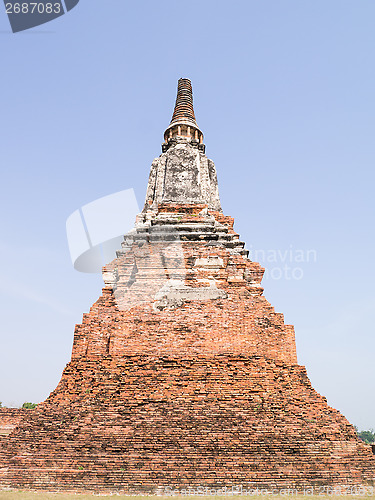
<box><xmin>1</xmin><ymin>493</ymin><xmax>375</xmax><ymax>500</ymax></box>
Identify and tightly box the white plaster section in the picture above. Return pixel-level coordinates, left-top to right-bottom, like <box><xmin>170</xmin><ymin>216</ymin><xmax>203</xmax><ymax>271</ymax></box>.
<box><xmin>154</xmin><ymin>279</ymin><xmax>227</xmax><ymax>310</ymax></box>
<box><xmin>143</xmin><ymin>141</ymin><xmax>222</xmax><ymax>211</ymax></box>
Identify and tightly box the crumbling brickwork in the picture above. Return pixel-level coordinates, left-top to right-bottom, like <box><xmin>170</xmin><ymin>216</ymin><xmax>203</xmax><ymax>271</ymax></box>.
<box><xmin>1</xmin><ymin>79</ymin><xmax>374</xmax><ymax>493</ymax></box>
<box><xmin>0</xmin><ymin>203</ymin><xmax>374</xmax><ymax>493</ymax></box>
<box><xmin>0</xmin><ymin>409</ymin><xmax>26</xmax><ymax>441</ymax></box>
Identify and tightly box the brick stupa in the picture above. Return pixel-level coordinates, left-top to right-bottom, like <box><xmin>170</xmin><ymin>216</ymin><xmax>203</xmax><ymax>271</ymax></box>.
<box><xmin>1</xmin><ymin>79</ymin><xmax>374</xmax><ymax>494</ymax></box>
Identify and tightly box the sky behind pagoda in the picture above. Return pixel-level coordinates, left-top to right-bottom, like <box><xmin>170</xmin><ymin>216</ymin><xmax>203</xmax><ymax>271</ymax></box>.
<box><xmin>0</xmin><ymin>0</ymin><xmax>374</xmax><ymax>430</ymax></box>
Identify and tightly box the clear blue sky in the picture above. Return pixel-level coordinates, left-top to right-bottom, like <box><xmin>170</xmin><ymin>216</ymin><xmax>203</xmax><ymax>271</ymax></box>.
<box><xmin>0</xmin><ymin>0</ymin><xmax>374</xmax><ymax>430</ymax></box>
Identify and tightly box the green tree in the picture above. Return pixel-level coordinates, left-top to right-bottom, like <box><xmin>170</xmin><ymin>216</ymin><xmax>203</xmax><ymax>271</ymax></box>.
<box><xmin>22</xmin><ymin>402</ymin><xmax>37</xmax><ymax>409</ymax></box>
<box><xmin>357</xmin><ymin>429</ymin><xmax>375</xmax><ymax>444</ymax></box>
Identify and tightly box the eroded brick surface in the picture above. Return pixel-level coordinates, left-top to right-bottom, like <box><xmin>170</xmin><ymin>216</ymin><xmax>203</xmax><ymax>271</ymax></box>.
<box><xmin>0</xmin><ymin>409</ymin><xmax>26</xmax><ymax>440</ymax></box>
<box><xmin>1</xmin><ymin>354</ymin><xmax>374</xmax><ymax>493</ymax></box>
<box><xmin>0</xmin><ymin>203</ymin><xmax>374</xmax><ymax>493</ymax></box>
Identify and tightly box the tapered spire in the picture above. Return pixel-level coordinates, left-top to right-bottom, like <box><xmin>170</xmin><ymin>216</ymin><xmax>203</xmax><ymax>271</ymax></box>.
<box><xmin>145</xmin><ymin>78</ymin><xmax>221</xmax><ymax>211</ymax></box>
<box><xmin>170</xmin><ymin>78</ymin><xmax>197</xmax><ymax>126</ymax></box>
<box><xmin>163</xmin><ymin>78</ymin><xmax>204</xmax><ymax>152</ymax></box>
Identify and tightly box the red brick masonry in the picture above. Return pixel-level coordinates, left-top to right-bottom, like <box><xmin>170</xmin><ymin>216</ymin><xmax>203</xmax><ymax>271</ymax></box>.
<box><xmin>0</xmin><ymin>409</ymin><xmax>26</xmax><ymax>440</ymax></box>
<box><xmin>0</xmin><ymin>205</ymin><xmax>374</xmax><ymax>493</ymax></box>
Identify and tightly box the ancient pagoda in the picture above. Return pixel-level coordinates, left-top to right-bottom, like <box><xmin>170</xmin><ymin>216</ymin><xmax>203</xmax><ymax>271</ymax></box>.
<box><xmin>1</xmin><ymin>79</ymin><xmax>374</xmax><ymax>494</ymax></box>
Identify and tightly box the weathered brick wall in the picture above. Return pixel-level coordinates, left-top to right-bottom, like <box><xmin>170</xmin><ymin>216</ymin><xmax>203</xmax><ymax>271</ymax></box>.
<box><xmin>88</xmin><ymin>206</ymin><xmax>297</xmax><ymax>364</ymax></box>
<box><xmin>70</xmin><ymin>288</ymin><xmax>297</xmax><ymax>364</ymax></box>
<box><xmin>1</xmin><ymin>355</ymin><xmax>374</xmax><ymax>493</ymax></box>
<box><xmin>0</xmin><ymin>204</ymin><xmax>374</xmax><ymax>493</ymax></box>
<box><xmin>0</xmin><ymin>408</ymin><xmax>26</xmax><ymax>440</ymax></box>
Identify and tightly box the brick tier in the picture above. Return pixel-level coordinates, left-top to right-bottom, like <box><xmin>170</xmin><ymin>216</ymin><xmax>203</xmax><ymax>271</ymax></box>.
<box><xmin>0</xmin><ymin>204</ymin><xmax>374</xmax><ymax>493</ymax></box>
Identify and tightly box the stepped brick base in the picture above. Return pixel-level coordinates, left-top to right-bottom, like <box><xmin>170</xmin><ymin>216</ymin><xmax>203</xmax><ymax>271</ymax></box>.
<box><xmin>0</xmin><ymin>409</ymin><xmax>26</xmax><ymax>441</ymax></box>
<box><xmin>1</xmin><ymin>354</ymin><xmax>374</xmax><ymax>493</ymax></box>
<box><xmin>1</xmin><ymin>204</ymin><xmax>374</xmax><ymax>494</ymax></box>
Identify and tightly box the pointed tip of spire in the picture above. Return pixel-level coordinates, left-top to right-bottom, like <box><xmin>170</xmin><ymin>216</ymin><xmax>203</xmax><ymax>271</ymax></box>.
<box><xmin>170</xmin><ymin>78</ymin><xmax>197</xmax><ymax>127</ymax></box>
<box><xmin>163</xmin><ymin>78</ymin><xmax>204</xmax><ymax>151</ymax></box>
